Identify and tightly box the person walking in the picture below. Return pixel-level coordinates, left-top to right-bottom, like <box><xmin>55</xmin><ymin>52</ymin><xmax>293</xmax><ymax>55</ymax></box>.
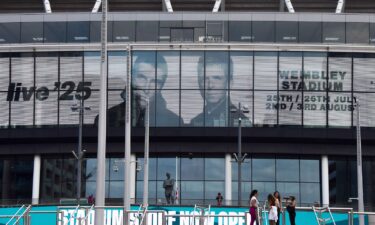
<box><xmin>274</xmin><ymin>191</ymin><xmax>282</xmax><ymax>225</ymax></box>
<box><xmin>286</xmin><ymin>196</ymin><xmax>297</xmax><ymax>225</ymax></box>
<box><xmin>268</xmin><ymin>194</ymin><xmax>278</xmax><ymax>225</ymax></box>
<box><xmin>249</xmin><ymin>190</ymin><xmax>259</xmax><ymax>225</ymax></box>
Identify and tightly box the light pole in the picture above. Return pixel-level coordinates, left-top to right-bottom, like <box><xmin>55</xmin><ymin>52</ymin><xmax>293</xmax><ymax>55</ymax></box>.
<box><xmin>354</xmin><ymin>98</ymin><xmax>364</xmax><ymax>225</ymax></box>
<box><xmin>231</xmin><ymin>102</ymin><xmax>249</xmax><ymax>206</ymax></box>
<box><xmin>71</xmin><ymin>95</ymin><xmax>90</xmax><ymax>203</ymax></box>
<box><xmin>143</xmin><ymin>98</ymin><xmax>149</xmax><ymax>206</ymax></box>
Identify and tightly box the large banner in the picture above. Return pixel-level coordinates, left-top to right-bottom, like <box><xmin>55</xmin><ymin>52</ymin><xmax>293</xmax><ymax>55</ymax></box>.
<box><xmin>1</xmin><ymin>51</ymin><xmax>374</xmax><ymax>128</ymax></box>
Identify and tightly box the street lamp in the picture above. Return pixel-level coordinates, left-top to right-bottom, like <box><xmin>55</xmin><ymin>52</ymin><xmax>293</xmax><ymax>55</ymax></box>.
<box><xmin>353</xmin><ymin>98</ymin><xmax>364</xmax><ymax>225</ymax></box>
<box><xmin>71</xmin><ymin>95</ymin><xmax>91</xmax><ymax>203</ymax></box>
<box><xmin>231</xmin><ymin>102</ymin><xmax>249</xmax><ymax>206</ymax></box>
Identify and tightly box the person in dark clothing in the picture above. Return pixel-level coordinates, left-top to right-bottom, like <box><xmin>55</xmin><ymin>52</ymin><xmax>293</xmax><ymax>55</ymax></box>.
<box><xmin>163</xmin><ymin>173</ymin><xmax>175</xmax><ymax>204</ymax></box>
<box><xmin>190</xmin><ymin>53</ymin><xmax>250</xmax><ymax>126</ymax></box>
<box><xmin>216</xmin><ymin>192</ymin><xmax>223</xmax><ymax>206</ymax></box>
<box><xmin>286</xmin><ymin>196</ymin><xmax>296</xmax><ymax>225</ymax></box>
<box><xmin>95</xmin><ymin>53</ymin><xmax>182</xmax><ymax>127</ymax></box>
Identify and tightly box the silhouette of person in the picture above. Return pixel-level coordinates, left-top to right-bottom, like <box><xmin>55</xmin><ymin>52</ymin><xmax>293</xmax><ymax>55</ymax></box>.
<box><xmin>163</xmin><ymin>172</ymin><xmax>175</xmax><ymax>204</ymax></box>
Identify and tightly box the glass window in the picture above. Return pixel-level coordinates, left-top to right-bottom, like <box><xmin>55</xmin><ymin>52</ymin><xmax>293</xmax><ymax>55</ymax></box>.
<box><xmin>323</xmin><ymin>22</ymin><xmax>345</xmax><ymax>43</ymax></box>
<box><xmin>90</xmin><ymin>21</ymin><xmax>113</xmax><ymax>43</ymax></box>
<box><xmin>300</xmin><ymin>183</ymin><xmax>320</xmax><ymax>205</ymax></box>
<box><xmin>254</xmin><ymin>91</ymin><xmax>277</xmax><ymax>126</ymax></box>
<box><xmin>108</xmin><ymin>181</ymin><xmax>124</xmax><ymax>198</ymax></box>
<box><xmin>113</xmin><ymin>21</ymin><xmax>135</xmax><ymax>42</ymax></box>
<box><xmin>207</xmin><ymin>21</ymin><xmax>223</xmax><ymax>37</ymax></box>
<box><xmin>106</xmin><ymin>90</ymin><xmax>125</xmax><ymax>127</ymax></box>
<box><xmin>194</xmin><ymin>28</ymin><xmax>205</xmax><ymax>42</ymax></box>
<box><xmin>84</xmin><ymin>51</ymin><xmax>101</xmax><ymax>90</ymax></box>
<box><xmin>181</xmin><ymin>157</ymin><xmax>204</xmax><ymax>180</ymax></box>
<box><xmin>328</xmin><ymin>92</ymin><xmax>352</xmax><ymax>127</ymax></box>
<box><xmin>44</xmin><ymin>22</ymin><xmax>66</xmax><ymax>43</ymax></box>
<box><xmin>303</xmin><ymin>52</ymin><xmax>328</xmax><ymax>127</ymax></box>
<box><xmin>0</xmin><ymin>54</ymin><xmax>10</xmax><ymax>91</ymax></box>
<box><xmin>300</xmin><ymin>159</ymin><xmax>320</xmax><ymax>182</ymax></box>
<box><xmin>136</xmin><ymin>181</ymin><xmax>157</xmax><ymax>202</ymax></box>
<box><xmin>136</xmin><ymin>157</ymin><xmax>157</xmax><ymax>181</ymax></box>
<box><xmin>254</xmin><ymin>52</ymin><xmax>277</xmax><ymax>90</ymax></box>
<box><xmin>108</xmin><ymin>51</ymin><xmax>127</xmax><ymax>90</ymax></box>
<box><xmin>136</xmin><ymin>21</ymin><xmax>159</xmax><ymax>42</ymax></box>
<box><xmin>156</xmin><ymin>90</ymin><xmax>180</xmax><ymax>127</ymax></box>
<box><xmin>67</xmin><ymin>21</ymin><xmax>90</xmax><ymax>43</ymax></box>
<box><xmin>230</xmin><ymin>51</ymin><xmax>253</xmax><ymax>90</ymax></box>
<box><xmin>370</xmin><ymin>23</ymin><xmax>375</xmax><ymax>45</ymax></box>
<box><xmin>159</xmin><ymin>28</ymin><xmax>170</xmax><ymax>42</ymax></box>
<box><xmin>181</xmin><ymin>90</ymin><xmax>203</xmax><ymax>126</ymax></box>
<box><xmin>0</xmin><ymin>23</ymin><xmax>20</xmax><ymax>43</ymax></box>
<box><xmin>205</xmin><ymin>158</ymin><xmax>225</xmax><ymax>180</ymax></box>
<box><xmin>346</xmin><ymin>22</ymin><xmax>369</xmax><ymax>44</ymax></box>
<box><xmin>229</xmin><ymin>21</ymin><xmax>252</xmax><ymax>42</ymax></box>
<box><xmin>354</xmin><ymin>93</ymin><xmax>375</xmax><ymax>127</ymax></box>
<box><xmin>181</xmin><ymin>51</ymin><xmax>203</xmax><ymax>89</ymax></box>
<box><xmin>35</xmin><ymin>91</ymin><xmax>58</xmax><ymax>126</ymax></box>
<box><xmin>205</xmin><ymin>181</ymin><xmax>225</xmax><ymax>202</ymax></box>
<box><xmin>180</xmin><ymin>181</ymin><xmax>204</xmax><ymax>201</ymax></box>
<box><xmin>10</xmin><ymin>53</ymin><xmax>34</xmax><ymax>126</ymax></box>
<box><xmin>276</xmin><ymin>159</ymin><xmax>299</xmax><ymax>182</ymax></box>
<box><xmin>0</xmin><ymin>92</ymin><xmax>9</xmax><ymax>127</ymax></box>
<box><xmin>232</xmin><ymin>158</ymin><xmax>251</xmax><ymax>181</ymax></box>
<box><xmin>328</xmin><ymin>54</ymin><xmax>352</xmax><ymax>92</ymax></box>
<box><xmin>231</xmin><ymin>181</ymin><xmax>251</xmax><ymax>201</ymax></box>
<box><xmin>252</xmin><ymin>182</ymin><xmax>276</xmax><ymax>202</ymax></box>
<box><xmin>171</xmin><ymin>28</ymin><xmax>194</xmax><ymax>42</ymax></box>
<box><xmin>276</xmin><ymin>182</ymin><xmax>300</xmax><ymax>201</ymax></box>
<box><xmin>252</xmin><ymin>158</ymin><xmax>275</xmax><ymax>181</ymax></box>
<box><xmin>276</xmin><ymin>21</ymin><xmax>298</xmax><ymax>42</ymax></box>
<box><xmin>229</xmin><ymin>91</ymin><xmax>252</xmax><ymax>127</ymax></box>
<box><xmin>353</xmin><ymin>54</ymin><xmax>375</xmax><ymax>92</ymax></box>
<box><xmin>204</xmin><ymin>51</ymin><xmax>230</xmax><ymax>127</ymax></box>
<box><xmin>21</xmin><ymin>22</ymin><xmax>44</xmax><ymax>43</ymax></box>
<box><xmin>279</xmin><ymin>52</ymin><xmax>302</xmax><ymax>125</ymax></box>
<box><xmin>299</xmin><ymin>22</ymin><xmax>322</xmax><ymax>43</ymax></box>
<box><xmin>252</xmin><ymin>21</ymin><xmax>275</xmax><ymax>42</ymax></box>
<box><xmin>157</xmin><ymin>51</ymin><xmax>179</xmax><ymax>90</ymax></box>
<box><xmin>157</xmin><ymin>158</ymin><xmax>176</xmax><ymax>180</ymax></box>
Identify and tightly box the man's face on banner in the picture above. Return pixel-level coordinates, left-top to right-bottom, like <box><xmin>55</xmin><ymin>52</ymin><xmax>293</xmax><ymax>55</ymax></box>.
<box><xmin>133</xmin><ymin>62</ymin><xmax>165</xmax><ymax>109</ymax></box>
<box><xmin>199</xmin><ymin>63</ymin><xmax>228</xmax><ymax>105</ymax></box>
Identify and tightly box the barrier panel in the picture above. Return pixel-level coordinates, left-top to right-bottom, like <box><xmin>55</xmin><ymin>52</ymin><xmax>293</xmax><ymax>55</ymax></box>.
<box><xmin>0</xmin><ymin>205</ymin><xmax>370</xmax><ymax>225</ymax></box>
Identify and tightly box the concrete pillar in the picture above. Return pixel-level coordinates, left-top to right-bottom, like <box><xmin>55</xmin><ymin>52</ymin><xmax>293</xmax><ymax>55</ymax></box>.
<box><xmin>321</xmin><ymin>155</ymin><xmax>329</xmax><ymax>207</ymax></box>
<box><xmin>225</xmin><ymin>154</ymin><xmax>232</xmax><ymax>206</ymax></box>
<box><xmin>32</xmin><ymin>155</ymin><xmax>41</xmax><ymax>205</ymax></box>
<box><xmin>130</xmin><ymin>154</ymin><xmax>137</xmax><ymax>204</ymax></box>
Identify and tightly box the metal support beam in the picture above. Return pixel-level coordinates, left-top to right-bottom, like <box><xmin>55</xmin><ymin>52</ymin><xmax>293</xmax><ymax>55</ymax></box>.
<box><xmin>163</xmin><ymin>0</ymin><xmax>173</xmax><ymax>12</ymax></box>
<box><xmin>32</xmin><ymin>155</ymin><xmax>41</xmax><ymax>205</ymax></box>
<box><xmin>355</xmin><ymin>100</ymin><xmax>365</xmax><ymax>225</ymax></box>
<box><xmin>42</xmin><ymin>0</ymin><xmax>52</xmax><ymax>13</ymax></box>
<box><xmin>213</xmin><ymin>0</ymin><xmax>222</xmax><ymax>12</ymax></box>
<box><xmin>92</xmin><ymin>0</ymin><xmax>102</xmax><ymax>13</ymax></box>
<box><xmin>284</xmin><ymin>0</ymin><xmax>295</xmax><ymax>13</ymax></box>
<box><xmin>94</xmin><ymin>0</ymin><xmax>107</xmax><ymax>224</ymax></box>
<box><xmin>336</xmin><ymin>0</ymin><xmax>345</xmax><ymax>13</ymax></box>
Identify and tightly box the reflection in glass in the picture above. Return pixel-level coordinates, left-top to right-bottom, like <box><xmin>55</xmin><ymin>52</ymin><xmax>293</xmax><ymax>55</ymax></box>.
<box><xmin>108</xmin><ymin>51</ymin><xmax>127</xmax><ymax>90</ymax></box>
<box><xmin>300</xmin><ymin>183</ymin><xmax>320</xmax><ymax>205</ymax></box>
<box><xmin>108</xmin><ymin>181</ymin><xmax>124</xmax><ymax>198</ymax></box>
<box><xmin>300</xmin><ymin>160</ymin><xmax>320</xmax><ymax>182</ymax></box>
<box><xmin>180</xmin><ymin>181</ymin><xmax>204</xmax><ymax>200</ymax></box>
<box><xmin>231</xmin><ymin>182</ymin><xmax>251</xmax><ymax>201</ymax></box>
<box><xmin>181</xmin><ymin>157</ymin><xmax>204</xmax><ymax>180</ymax></box>
<box><xmin>181</xmin><ymin>90</ymin><xmax>203</xmax><ymax>126</ymax></box>
<box><xmin>276</xmin><ymin>182</ymin><xmax>299</xmax><ymax>201</ymax></box>
<box><xmin>232</xmin><ymin>158</ymin><xmax>251</xmax><ymax>181</ymax></box>
<box><xmin>205</xmin><ymin>181</ymin><xmax>225</xmax><ymax>201</ymax></box>
<box><xmin>252</xmin><ymin>158</ymin><xmax>275</xmax><ymax>181</ymax></box>
<box><xmin>252</xmin><ymin>182</ymin><xmax>276</xmax><ymax>202</ymax></box>
<box><xmin>276</xmin><ymin>159</ymin><xmax>299</xmax><ymax>182</ymax></box>
<box><xmin>137</xmin><ymin>157</ymin><xmax>157</xmax><ymax>181</ymax></box>
<box><xmin>205</xmin><ymin>158</ymin><xmax>225</xmax><ymax>180</ymax></box>
<box><xmin>157</xmin><ymin>158</ymin><xmax>176</xmax><ymax>180</ymax></box>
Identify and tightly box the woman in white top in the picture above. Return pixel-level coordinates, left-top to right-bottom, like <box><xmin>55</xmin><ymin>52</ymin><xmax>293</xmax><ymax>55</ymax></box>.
<box><xmin>249</xmin><ymin>190</ymin><xmax>259</xmax><ymax>225</ymax></box>
<box><xmin>267</xmin><ymin>194</ymin><xmax>278</xmax><ymax>225</ymax></box>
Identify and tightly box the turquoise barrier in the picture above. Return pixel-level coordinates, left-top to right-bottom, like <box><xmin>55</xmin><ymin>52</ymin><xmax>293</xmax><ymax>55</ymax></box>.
<box><xmin>0</xmin><ymin>205</ymin><xmax>369</xmax><ymax>225</ymax></box>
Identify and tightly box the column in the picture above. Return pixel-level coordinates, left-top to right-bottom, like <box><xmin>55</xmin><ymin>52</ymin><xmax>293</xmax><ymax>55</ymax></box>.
<box><xmin>32</xmin><ymin>155</ymin><xmax>41</xmax><ymax>205</ymax></box>
<box><xmin>321</xmin><ymin>155</ymin><xmax>329</xmax><ymax>207</ymax></box>
<box><xmin>130</xmin><ymin>154</ymin><xmax>137</xmax><ymax>204</ymax></box>
<box><xmin>225</xmin><ymin>154</ymin><xmax>232</xmax><ymax>206</ymax></box>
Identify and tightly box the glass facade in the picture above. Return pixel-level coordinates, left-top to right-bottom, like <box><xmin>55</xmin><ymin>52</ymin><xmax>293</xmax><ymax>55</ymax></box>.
<box><xmin>0</xmin><ymin>18</ymin><xmax>373</xmax><ymax>45</ymax></box>
<box><xmin>0</xmin><ymin>50</ymin><xmax>374</xmax><ymax>128</ymax></box>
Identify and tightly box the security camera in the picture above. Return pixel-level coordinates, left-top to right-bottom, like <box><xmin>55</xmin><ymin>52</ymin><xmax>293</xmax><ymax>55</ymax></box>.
<box><xmin>113</xmin><ymin>164</ymin><xmax>119</xmax><ymax>172</ymax></box>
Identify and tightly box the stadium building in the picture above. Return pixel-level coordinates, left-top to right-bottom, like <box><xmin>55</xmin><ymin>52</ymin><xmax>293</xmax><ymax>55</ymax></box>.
<box><xmin>0</xmin><ymin>0</ymin><xmax>374</xmax><ymax>212</ymax></box>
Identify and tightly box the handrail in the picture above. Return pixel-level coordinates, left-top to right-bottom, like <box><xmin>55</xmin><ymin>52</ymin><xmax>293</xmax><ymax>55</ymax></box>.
<box><xmin>11</xmin><ymin>205</ymin><xmax>31</xmax><ymax>225</ymax></box>
<box><xmin>81</xmin><ymin>205</ymin><xmax>95</xmax><ymax>225</ymax></box>
<box><xmin>5</xmin><ymin>205</ymin><xmax>25</xmax><ymax>225</ymax></box>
